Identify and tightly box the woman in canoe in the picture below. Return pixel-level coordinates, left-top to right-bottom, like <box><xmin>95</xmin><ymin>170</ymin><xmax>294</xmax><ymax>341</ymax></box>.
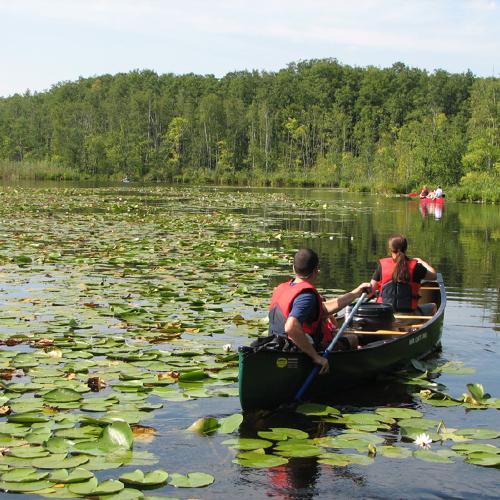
<box><xmin>370</xmin><ymin>234</ymin><xmax>437</xmax><ymax>315</ymax></box>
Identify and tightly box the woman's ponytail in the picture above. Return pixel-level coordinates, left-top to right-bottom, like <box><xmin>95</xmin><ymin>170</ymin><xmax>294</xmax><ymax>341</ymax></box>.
<box><xmin>388</xmin><ymin>235</ymin><xmax>410</xmax><ymax>282</ymax></box>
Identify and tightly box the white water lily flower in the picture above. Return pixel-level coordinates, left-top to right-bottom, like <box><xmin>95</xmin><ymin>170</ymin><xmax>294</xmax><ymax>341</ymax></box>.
<box><xmin>46</xmin><ymin>349</ymin><xmax>62</xmax><ymax>358</ymax></box>
<box><xmin>414</xmin><ymin>433</ymin><xmax>432</xmax><ymax>449</ymax></box>
<box><xmin>223</xmin><ymin>344</ymin><xmax>232</xmax><ymax>353</ymax></box>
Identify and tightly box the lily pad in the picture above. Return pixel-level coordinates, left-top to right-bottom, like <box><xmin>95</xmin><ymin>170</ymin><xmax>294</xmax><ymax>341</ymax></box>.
<box><xmin>32</xmin><ymin>454</ymin><xmax>90</xmax><ymax>469</ymax></box>
<box><xmin>49</xmin><ymin>468</ymin><xmax>95</xmax><ymax>484</ymax></box>
<box><xmin>413</xmin><ymin>449</ymin><xmax>456</xmax><ymax>463</ymax></box>
<box><xmin>397</xmin><ymin>418</ymin><xmax>439</xmax><ymax>430</ymax></box>
<box><xmin>178</xmin><ymin>370</ymin><xmax>208</xmax><ymax>382</ymax></box>
<box><xmin>100</xmin><ymin>421</ymin><xmax>134</xmax><ymax>451</ymax></box>
<box><xmin>378</xmin><ymin>446</ymin><xmax>412</xmax><ymax>458</ymax></box>
<box><xmin>8</xmin><ymin>412</ymin><xmax>49</xmax><ymax>424</ymax></box>
<box><xmin>315</xmin><ymin>436</ymin><xmax>371</xmax><ymax>452</ymax></box>
<box><xmin>274</xmin><ymin>442</ymin><xmax>322</xmax><ymax>457</ymax></box>
<box><xmin>218</xmin><ymin>413</ymin><xmax>243</xmax><ymax>434</ymax></box>
<box><xmin>258</xmin><ymin>427</ymin><xmax>309</xmax><ymax>441</ymax></box>
<box><xmin>0</xmin><ymin>480</ymin><xmax>54</xmax><ymax>492</ymax></box>
<box><xmin>375</xmin><ymin>407</ymin><xmax>423</xmax><ymax>419</ymax></box>
<box><xmin>421</xmin><ymin>398</ymin><xmax>461</xmax><ymax>407</ymax></box>
<box><xmin>296</xmin><ymin>403</ymin><xmax>340</xmax><ymax>416</ymax></box>
<box><xmin>222</xmin><ymin>438</ymin><xmax>273</xmax><ymax>450</ymax></box>
<box><xmin>318</xmin><ymin>452</ymin><xmax>374</xmax><ymax>466</ymax></box>
<box><xmin>343</xmin><ymin>412</ymin><xmax>395</xmax><ymax>425</ymax></box>
<box><xmin>43</xmin><ymin>388</ymin><xmax>83</xmax><ymax>403</ymax></box>
<box><xmin>7</xmin><ymin>446</ymin><xmax>50</xmax><ymax>458</ymax></box>
<box><xmin>233</xmin><ymin>451</ymin><xmax>288</xmax><ymax>468</ymax></box>
<box><xmin>451</xmin><ymin>443</ymin><xmax>500</xmax><ymax>455</ymax></box>
<box><xmin>168</xmin><ymin>472</ymin><xmax>214</xmax><ymax>488</ymax></box>
<box><xmin>317</xmin><ymin>453</ymin><xmax>352</xmax><ymax>466</ymax></box>
<box><xmin>457</xmin><ymin>428</ymin><xmax>500</xmax><ymax>440</ymax></box>
<box><xmin>465</xmin><ymin>452</ymin><xmax>500</xmax><ymax>467</ymax></box>
<box><xmin>0</xmin><ymin>468</ymin><xmax>49</xmax><ymax>482</ymax></box>
<box><xmin>69</xmin><ymin>477</ymin><xmax>125</xmax><ymax>495</ymax></box>
<box><xmin>100</xmin><ymin>488</ymin><xmax>145</xmax><ymax>499</ymax></box>
<box><xmin>119</xmin><ymin>469</ymin><xmax>168</xmax><ymax>487</ymax></box>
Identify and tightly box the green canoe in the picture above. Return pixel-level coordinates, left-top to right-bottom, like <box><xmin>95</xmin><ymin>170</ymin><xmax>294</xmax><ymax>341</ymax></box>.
<box><xmin>239</xmin><ymin>274</ymin><xmax>446</xmax><ymax>411</ymax></box>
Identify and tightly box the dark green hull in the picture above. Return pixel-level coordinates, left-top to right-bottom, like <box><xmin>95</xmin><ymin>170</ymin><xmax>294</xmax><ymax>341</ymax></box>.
<box><xmin>239</xmin><ymin>275</ymin><xmax>446</xmax><ymax>411</ymax></box>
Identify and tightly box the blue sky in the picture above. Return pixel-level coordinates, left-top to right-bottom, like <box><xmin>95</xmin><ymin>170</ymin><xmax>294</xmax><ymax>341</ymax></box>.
<box><xmin>0</xmin><ymin>0</ymin><xmax>499</xmax><ymax>96</ymax></box>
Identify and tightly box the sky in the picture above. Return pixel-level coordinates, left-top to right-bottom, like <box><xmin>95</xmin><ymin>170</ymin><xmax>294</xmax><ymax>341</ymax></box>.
<box><xmin>0</xmin><ymin>0</ymin><xmax>499</xmax><ymax>97</ymax></box>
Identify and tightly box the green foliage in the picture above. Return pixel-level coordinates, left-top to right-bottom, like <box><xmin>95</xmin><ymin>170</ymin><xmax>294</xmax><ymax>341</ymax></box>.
<box><xmin>449</xmin><ymin>171</ymin><xmax>500</xmax><ymax>202</ymax></box>
<box><xmin>0</xmin><ymin>61</ymin><xmax>498</xmax><ymax>199</ymax></box>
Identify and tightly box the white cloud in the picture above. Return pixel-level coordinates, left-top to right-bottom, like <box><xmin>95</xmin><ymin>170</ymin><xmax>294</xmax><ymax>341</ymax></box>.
<box><xmin>1</xmin><ymin>0</ymin><xmax>498</xmax><ymax>52</ymax></box>
<box><xmin>0</xmin><ymin>0</ymin><xmax>498</xmax><ymax>95</ymax></box>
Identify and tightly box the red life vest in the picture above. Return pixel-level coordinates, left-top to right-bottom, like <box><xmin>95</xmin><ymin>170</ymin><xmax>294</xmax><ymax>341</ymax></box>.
<box><xmin>375</xmin><ymin>257</ymin><xmax>421</xmax><ymax>311</ymax></box>
<box><xmin>268</xmin><ymin>280</ymin><xmax>332</xmax><ymax>345</ymax></box>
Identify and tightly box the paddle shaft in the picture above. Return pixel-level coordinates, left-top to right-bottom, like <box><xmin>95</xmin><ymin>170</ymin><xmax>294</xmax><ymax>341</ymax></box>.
<box><xmin>294</xmin><ymin>292</ymin><xmax>368</xmax><ymax>401</ymax></box>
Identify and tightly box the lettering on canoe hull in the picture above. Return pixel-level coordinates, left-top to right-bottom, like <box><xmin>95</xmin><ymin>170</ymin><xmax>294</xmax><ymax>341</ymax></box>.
<box><xmin>409</xmin><ymin>332</ymin><xmax>428</xmax><ymax>346</ymax></box>
<box><xmin>276</xmin><ymin>357</ymin><xmax>299</xmax><ymax>369</ymax></box>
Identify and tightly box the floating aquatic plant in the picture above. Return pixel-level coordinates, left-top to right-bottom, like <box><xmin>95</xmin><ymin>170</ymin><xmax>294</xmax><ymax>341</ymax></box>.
<box><xmin>414</xmin><ymin>433</ymin><xmax>432</xmax><ymax>449</ymax></box>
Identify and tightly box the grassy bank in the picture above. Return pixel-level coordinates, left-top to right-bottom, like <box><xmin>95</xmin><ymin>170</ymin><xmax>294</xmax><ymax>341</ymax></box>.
<box><xmin>0</xmin><ymin>161</ymin><xmax>82</xmax><ymax>181</ymax></box>
<box><xmin>1</xmin><ymin>160</ymin><xmax>499</xmax><ymax>202</ymax></box>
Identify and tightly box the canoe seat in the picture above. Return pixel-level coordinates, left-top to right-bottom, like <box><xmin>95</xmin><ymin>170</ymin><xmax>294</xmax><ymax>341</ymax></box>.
<box><xmin>393</xmin><ymin>314</ymin><xmax>433</xmax><ymax>320</ymax></box>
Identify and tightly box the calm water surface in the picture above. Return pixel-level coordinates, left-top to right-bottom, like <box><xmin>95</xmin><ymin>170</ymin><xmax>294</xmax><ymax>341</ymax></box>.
<box><xmin>2</xmin><ymin>183</ymin><xmax>499</xmax><ymax>499</ymax></box>
<box><xmin>188</xmin><ymin>188</ymin><xmax>499</xmax><ymax>500</ymax></box>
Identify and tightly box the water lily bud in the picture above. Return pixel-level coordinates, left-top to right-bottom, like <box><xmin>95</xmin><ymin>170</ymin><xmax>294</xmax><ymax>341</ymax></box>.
<box><xmin>186</xmin><ymin>417</ymin><xmax>219</xmax><ymax>434</ymax></box>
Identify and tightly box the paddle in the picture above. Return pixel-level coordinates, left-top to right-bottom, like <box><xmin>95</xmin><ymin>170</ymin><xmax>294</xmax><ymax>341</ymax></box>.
<box><xmin>406</xmin><ymin>192</ymin><xmax>418</xmax><ymax>197</ymax></box>
<box><xmin>294</xmin><ymin>292</ymin><xmax>368</xmax><ymax>401</ymax></box>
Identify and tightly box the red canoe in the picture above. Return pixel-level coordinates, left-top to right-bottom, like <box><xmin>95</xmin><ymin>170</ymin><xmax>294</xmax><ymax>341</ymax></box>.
<box><xmin>419</xmin><ymin>197</ymin><xmax>445</xmax><ymax>205</ymax></box>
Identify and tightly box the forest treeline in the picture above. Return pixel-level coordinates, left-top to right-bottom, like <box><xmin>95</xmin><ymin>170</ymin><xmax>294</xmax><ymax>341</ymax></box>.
<box><xmin>0</xmin><ymin>59</ymin><xmax>498</xmax><ymax>200</ymax></box>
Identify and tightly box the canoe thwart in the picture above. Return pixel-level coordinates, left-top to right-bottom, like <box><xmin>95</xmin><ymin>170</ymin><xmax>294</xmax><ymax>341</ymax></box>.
<box><xmin>347</xmin><ymin>329</ymin><xmax>409</xmax><ymax>335</ymax></box>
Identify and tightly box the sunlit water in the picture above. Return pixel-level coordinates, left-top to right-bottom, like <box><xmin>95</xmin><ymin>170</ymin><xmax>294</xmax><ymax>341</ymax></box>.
<box><xmin>195</xmin><ymin>188</ymin><xmax>499</xmax><ymax>499</ymax></box>
<box><xmin>1</xmin><ymin>183</ymin><xmax>498</xmax><ymax>499</ymax></box>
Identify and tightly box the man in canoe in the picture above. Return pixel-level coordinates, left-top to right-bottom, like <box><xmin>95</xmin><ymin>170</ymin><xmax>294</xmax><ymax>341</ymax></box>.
<box><xmin>268</xmin><ymin>248</ymin><xmax>371</xmax><ymax>375</ymax></box>
<box><xmin>369</xmin><ymin>234</ymin><xmax>437</xmax><ymax>315</ymax></box>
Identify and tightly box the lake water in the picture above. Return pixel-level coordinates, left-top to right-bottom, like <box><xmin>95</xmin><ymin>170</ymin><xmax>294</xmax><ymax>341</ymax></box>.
<box><xmin>0</xmin><ymin>183</ymin><xmax>498</xmax><ymax>499</ymax></box>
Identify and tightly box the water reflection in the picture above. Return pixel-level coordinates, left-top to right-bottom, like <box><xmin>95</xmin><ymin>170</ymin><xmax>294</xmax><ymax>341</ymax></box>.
<box><xmin>418</xmin><ymin>198</ymin><xmax>444</xmax><ymax>219</ymax></box>
<box><xmin>266</xmin><ymin>462</ymin><xmax>320</xmax><ymax>499</ymax></box>
<box><xmin>240</xmin><ymin>380</ymin><xmax>423</xmax><ymax>498</ymax></box>
<box><xmin>233</xmin><ymin>187</ymin><xmax>499</xmax><ymax>499</ymax></box>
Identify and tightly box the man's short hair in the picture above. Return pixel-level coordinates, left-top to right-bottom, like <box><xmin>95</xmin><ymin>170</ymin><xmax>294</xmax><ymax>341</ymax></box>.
<box><xmin>293</xmin><ymin>248</ymin><xmax>319</xmax><ymax>277</ymax></box>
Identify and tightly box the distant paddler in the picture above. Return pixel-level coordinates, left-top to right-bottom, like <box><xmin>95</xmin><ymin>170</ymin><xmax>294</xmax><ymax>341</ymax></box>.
<box><xmin>419</xmin><ymin>186</ymin><xmax>429</xmax><ymax>198</ymax></box>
